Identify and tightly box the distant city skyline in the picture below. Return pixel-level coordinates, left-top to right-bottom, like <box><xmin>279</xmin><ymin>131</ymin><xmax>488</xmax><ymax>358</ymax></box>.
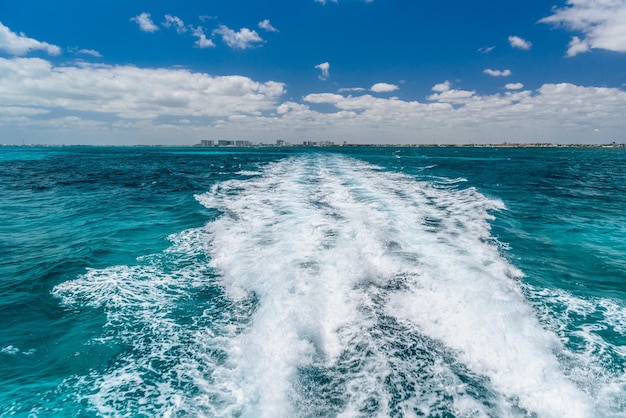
<box><xmin>1</xmin><ymin>0</ymin><xmax>626</xmax><ymax>145</ymax></box>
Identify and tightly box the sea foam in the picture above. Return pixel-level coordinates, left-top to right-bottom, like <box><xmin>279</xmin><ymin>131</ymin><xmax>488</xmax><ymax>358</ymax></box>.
<box><xmin>53</xmin><ymin>154</ymin><xmax>605</xmax><ymax>417</ymax></box>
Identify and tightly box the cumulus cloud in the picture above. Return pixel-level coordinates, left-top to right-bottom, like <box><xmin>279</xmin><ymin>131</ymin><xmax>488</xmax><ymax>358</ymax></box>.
<box><xmin>213</xmin><ymin>25</ymin><xmax>263</xmax><ymax>49</ymax></box>
<box><xmin>192</xmin><ymin>26</ymin><xmax>216</xmax><ymax>48</ymax></box>
<box><xmin>294</xmin><ymin>82</ymin><xmax>626</xmax><ymax>144</ymax></box>
<box><xmin>2</xmin><ymin>57</ymin><xmax>625</xmax><ymax>145</ymax></box>
<box><xmin>315</xmin><ymin>62</ymin><xmax>330</xmax><ymax>80</ymax></box>
<box><xmin>163</xmin><ymin>15</ymin><xmax>187</xmax><ymax>34</ymax></box>
<box><xmin>505</xmin><ymin>82</ymin><xmax>524</xmax><ymax>90</ymax></box>
<box><xmin>540</xmin><ymin>0</ymin><xmax>626</xmax><ymax>55</ymax></box>
<box><xmin>428</xmin><ymin>89</ymin><xmax>475</xmax><ymax>103</ymax></box>
<box><xmin>431</xmin><ymin>80</ymin><xmax>452</xmax><ymax>92</ymax></box>
<box><xmin>0</xmin><ymin>22</ymin><xmax>61</xmax><ymax>56</ymax></box>
<box><xmin>76</xmin><ymin>49</ymin><xmax>102</xmax><ymax>57</ymax></box>
<box><xmin>509</xmin><ymin>35</ymin><xmax>532</xmax><ymax>50</ymax></box>
<box><xmin>258</xmin><ymin>19</ymin><xmax>279</xmax><ymax>32</ymax></box>
<box><xmin>131</xmin><ymin>12</ymin><xmax>159</xmax><ymax>33</ymax></box>
<box><xmin>427</xmin><ymin>81</ymin><xmax>475</xmax><ymax>103</ymax></box>
<box><xmin>338</xmin><ymin>87</ymin><xmax>366</xmax><ymax>93</ymax></box>
<box><xmin>484</xmin><ymin>69</ymin><xmax>512</xmax><ymax>77</ymax></box>
<box><xmin>370</xmin><ymin>83</ymin><xmax>399</xmax><ymax>93</ymax></box>
<box><xmin>0</xmin><ymin>57</ymin><xmax>285</xmax><ymax>121</ymax></box>
<box><xmin>566</xmin><ymin>36</ymin><xmax>591</xmax><ymax>56</ymax></box>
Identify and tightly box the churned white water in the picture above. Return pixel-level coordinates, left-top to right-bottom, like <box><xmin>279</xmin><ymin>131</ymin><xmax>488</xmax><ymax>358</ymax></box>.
<box><xmin>53</xmin><ymin>154</ymin><xmax>613</xmax><ymax>417</ymax></box>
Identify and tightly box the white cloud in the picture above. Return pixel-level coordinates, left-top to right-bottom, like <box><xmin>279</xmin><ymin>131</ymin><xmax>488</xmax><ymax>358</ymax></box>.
<box><xmin>213</xmin><ymin>25</ymin><xmax>263</xmax><ymax>49</ymax></box>
<box><xmin>509</xmin><ymin>35</ymin><xmax>532</xmax><ymax>50</ymax></box>
<box><xmin>163</xmin><ymin>15</ymin><xmax>187</xmax><ymax>34</ymax></box>
<box><xmin>540</xmin><ymin>0</ymin><xmax>626</xmax><ymax>55</ymax></box>
<box><xmin>0</xmin><ymin>22</ymin><xmax>61</xmax><ymax>56</ymax></box>
<box><xmin>505</xmin><ymin>83</ymin><xmax>524</xmax><ymax>90</ymax></box>
<box><xmin>315</xmin><ymin>62</ymin><xmax>330</xmax><ymax>80</ymax></box>
<box><xmin>192</xmin><ymin>27</ymin><xmax>216</xmax><ymax>48</ymax></box>
<box><xmin>258</xmin><ymin>19</ymin><xmax>279</xmax><ymax>32</ymax></box>
<box><xmin>566</xmin><ymin>36</ymin><xmax>591</xmax><ymax>56</ymax></box>
<box><xmin>68</xmin><ymin>48</ymin><xmax>102</xmax><ymax>57</ymax></box>
<box><xmin>0</xmin><ymin>57</ymin><xmax>285</xmax><ymax>121</ymax></box>
<box><xmin>338</xmin><ymin>87</ymin><xmax>366</xmax><ymax>93</ymax></box>
<box><xmin>427</xmin><ymin>88</ymin><xmax>475</xmax><ymax>103</ymax></box>
<box><xmin>304</xmin><ymin>93</ymin><xmax>345</xmax><ymax>105</ymax></box>
<box><xmin>484</xmin><ymin>69</ymin><xmax>512</xmax><ymax>77</ymax></box>
<box><xmin>2</xmin><ymin>57</ymin><xmax>625</xmax><ymax>145</ymax></box>
<box><xmin>431</xmin><ymin>80</ymin><xmax>451</xmax><ymax>92</ymax></box>
<box><xmin>295</xmin><ymin>83</ymin><xmax>625</xmax><ymax>144</ymax></box>
<box><xmin>478</xmin><ymin>46</ymin><xmax>495</xmax><ymax>53</ymax></box>
<box><xmin>370</xmin><ymin>82</ymin><xmax>399</xmax><ymax>93</ymax></box>
<box><xmin>130</xmin><ymin>13</ymin><xmax>159</xmax><ymax>33</ymax></box>
<box><xmin>0</xmin><ymin>106</ymin><xmax>50</xmax><ymax>117</ymax></box>
<box><xmin>428</xmin><ymin>81</ymin><xmax>475</xmax><ymax>103</ymax></box>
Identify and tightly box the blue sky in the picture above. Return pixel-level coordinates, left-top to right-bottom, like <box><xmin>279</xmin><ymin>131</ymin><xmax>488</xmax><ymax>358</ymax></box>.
<box><xmin>1</xmin><ymin>0</ymin><xmax>626</xmax><ymax>145</ymax></box>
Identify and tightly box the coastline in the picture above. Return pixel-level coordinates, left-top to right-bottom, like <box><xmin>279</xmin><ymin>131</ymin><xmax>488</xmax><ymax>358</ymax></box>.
<box><xmin>2</xmin><ymin>142</ymin><xmax>625</xmax><ymax>149</ymax></box>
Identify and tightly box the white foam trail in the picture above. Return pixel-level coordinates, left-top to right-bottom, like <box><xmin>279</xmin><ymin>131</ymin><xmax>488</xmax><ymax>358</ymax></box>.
<box><xmin>197</xmin><ymin>157</ymin><xmax>367</xmax><ymax>416</ymax></box>
<box><xmin>196</xmin><ymin>154</ymin><xmax>592</xmax><ymax>417</ymax></box>
<box><xmin>54</xmin><ymin>153</ymin><xmax>608</xmax><ymax>417</ymax></box>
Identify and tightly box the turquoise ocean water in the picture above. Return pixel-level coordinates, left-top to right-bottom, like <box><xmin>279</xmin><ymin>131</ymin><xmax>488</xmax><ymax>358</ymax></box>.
<box><xmin>1</xmin><ymin>146</ymin><xmax>625</xmax><ymax>417</ymax></box>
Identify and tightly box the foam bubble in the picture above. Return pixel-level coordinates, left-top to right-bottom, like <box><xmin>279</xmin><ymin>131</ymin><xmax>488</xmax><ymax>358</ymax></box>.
<box><xmin>1</xmin><ymin>345</ymin><xmax>20</xmax><ymax>355</ymax></box>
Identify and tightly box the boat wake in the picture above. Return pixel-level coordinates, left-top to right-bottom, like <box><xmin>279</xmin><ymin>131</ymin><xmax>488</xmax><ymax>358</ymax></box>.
<box><xmin>53</xmin><ymin>154</ymin><xmax>623</xmax><ymax>417</ymax></box>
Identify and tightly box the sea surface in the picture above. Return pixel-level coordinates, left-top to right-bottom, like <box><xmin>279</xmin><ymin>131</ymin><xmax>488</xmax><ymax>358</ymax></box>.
<box><xmin>1</xmin><ymin>145</ymin><xmax>625</xmax><ymax>417</ymax></box>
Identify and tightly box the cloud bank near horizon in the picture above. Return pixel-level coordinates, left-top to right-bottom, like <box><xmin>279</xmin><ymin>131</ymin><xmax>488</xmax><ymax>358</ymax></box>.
<box><xmin>1</xmin><ymin>57</ymin><xmax>623</xmax><ymax>145</ymax></box>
